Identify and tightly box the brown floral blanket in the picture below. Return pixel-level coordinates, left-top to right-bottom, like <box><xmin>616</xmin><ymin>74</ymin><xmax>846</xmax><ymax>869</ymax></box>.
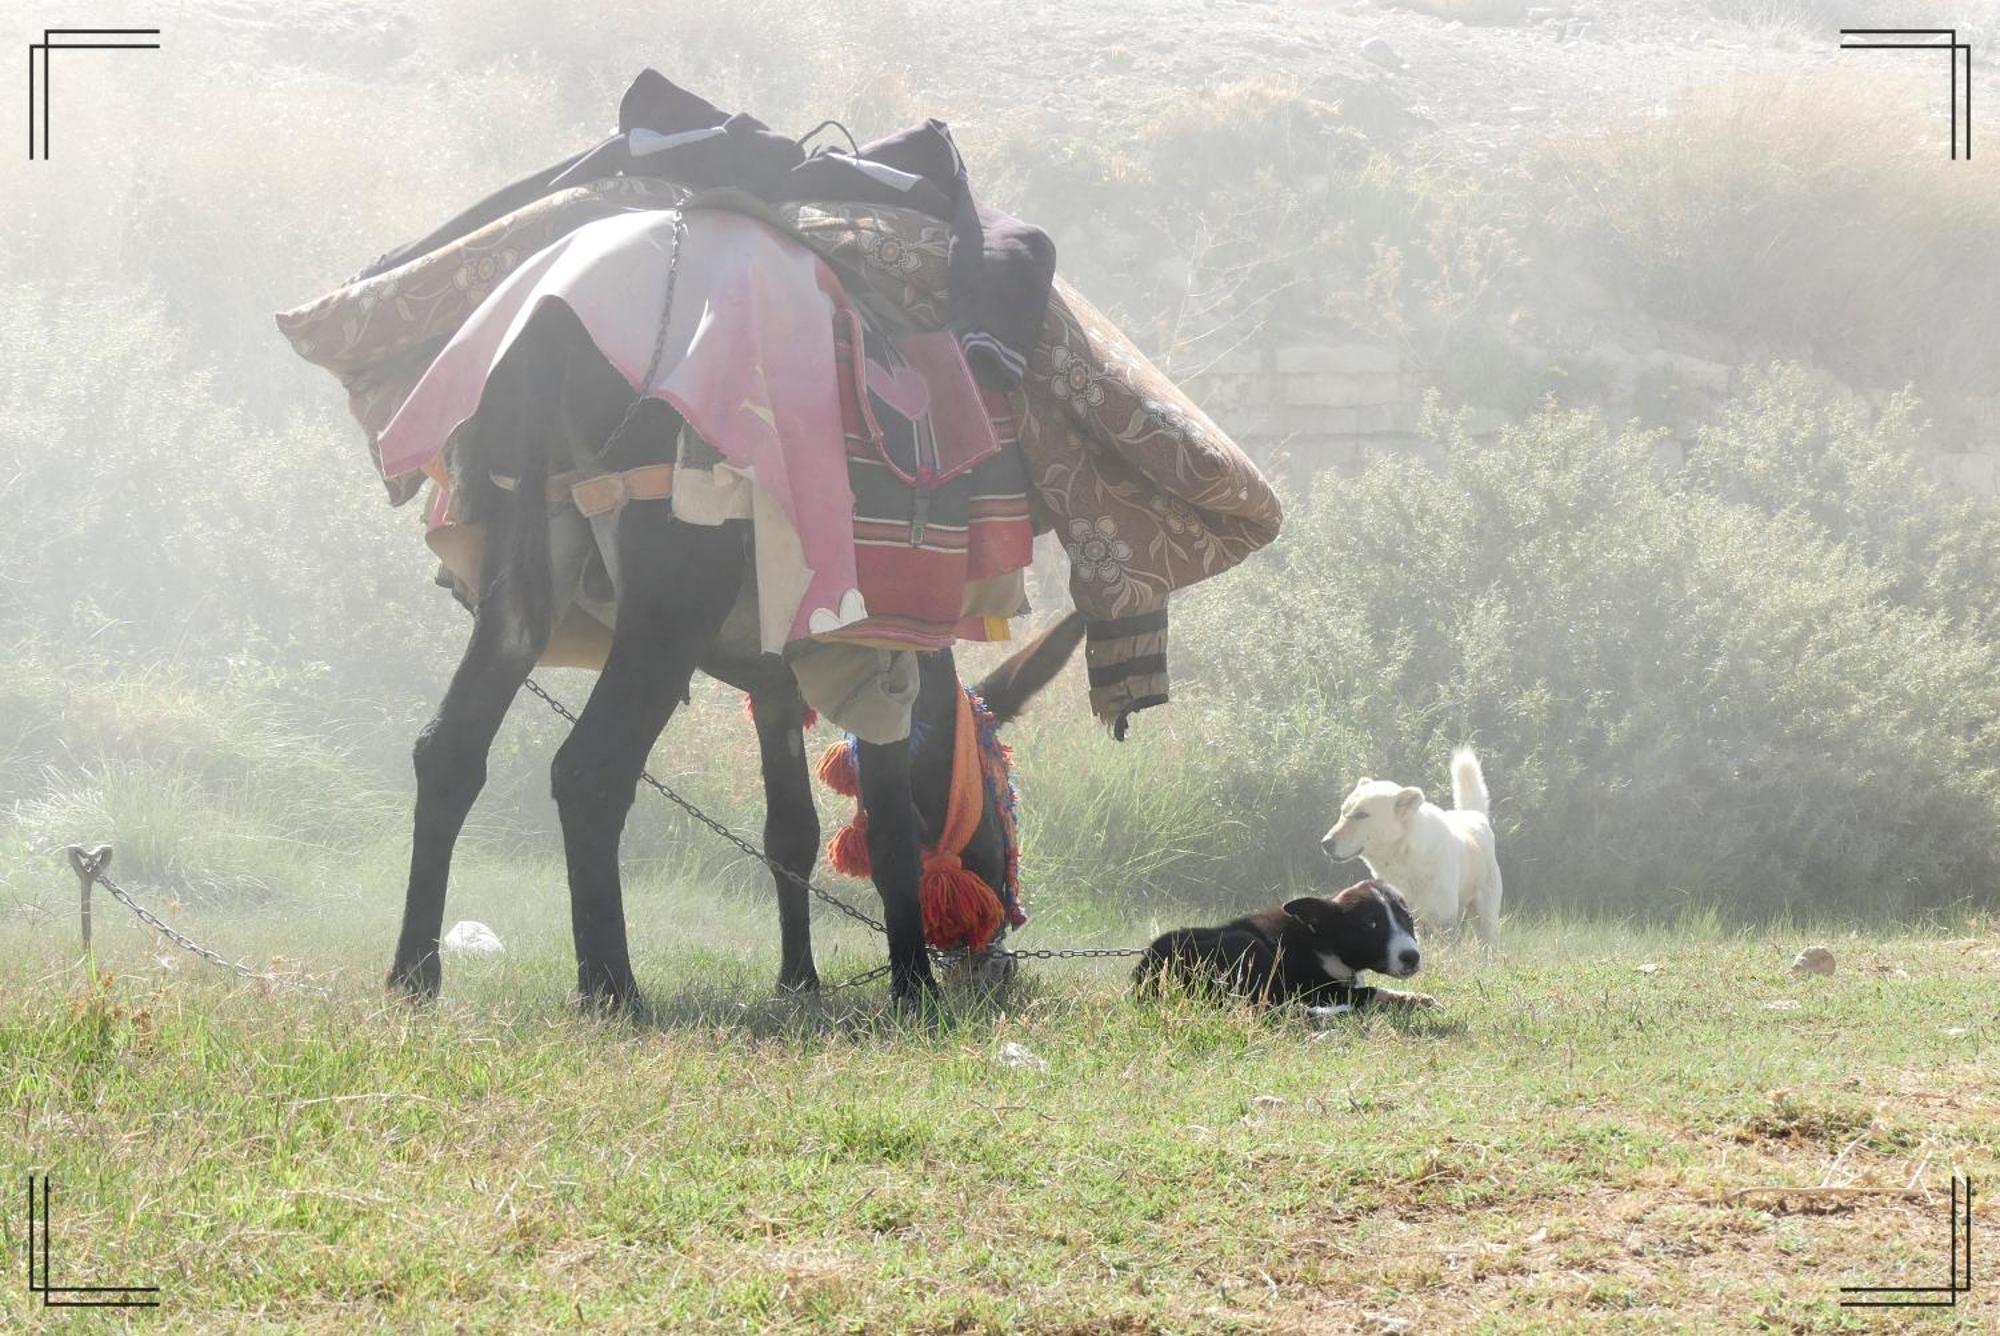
<box><xmin>276</xmin><ymin>187</ymin><xmax>1281</xmax><ymax>734</ymax></box>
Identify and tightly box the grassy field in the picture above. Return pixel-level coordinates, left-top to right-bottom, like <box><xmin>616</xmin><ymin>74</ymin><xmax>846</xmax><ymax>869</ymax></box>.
<box><xmin>1</xmin><ymin>859</ymin><xmax>1993</xmax><ymax>1332</ymax></box>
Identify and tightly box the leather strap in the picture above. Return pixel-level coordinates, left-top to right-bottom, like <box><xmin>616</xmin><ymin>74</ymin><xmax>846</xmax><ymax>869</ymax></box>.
<box><xmin>568</xmin><ymin>464</ymin><xmax>675</xmax><ymax>517</ymax></box>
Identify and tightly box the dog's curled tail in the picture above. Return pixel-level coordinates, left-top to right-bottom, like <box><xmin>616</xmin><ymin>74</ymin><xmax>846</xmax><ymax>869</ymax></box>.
<box><xmin>1450</xmin><ymin>747</ymin><xmax>1489</xmax><ymax>815</ymax></box>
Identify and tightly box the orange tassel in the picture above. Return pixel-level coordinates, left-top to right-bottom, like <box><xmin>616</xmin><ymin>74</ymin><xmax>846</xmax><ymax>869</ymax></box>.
<box><xmin>827</xmin><ymin>817</ymin><xmax>872</xmax><ymax>878</ymax></box>
<box><xmin>815</xmin><ymin>740</ymin><xmax>860</xmax><ymax>797</ymax></box>
<box><xmin>920</xmin><ymin>858</ymin><xmax>1005</xmax><ymax>951</ymax></box>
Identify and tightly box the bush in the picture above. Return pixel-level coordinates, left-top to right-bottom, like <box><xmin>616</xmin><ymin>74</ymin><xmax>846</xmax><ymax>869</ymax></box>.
<box><xmin>1684</xmin><ymin>364</ymin><xmax>2000</xmax><ymax>642</ymax></box>
<box><xmin>1157</xmin><ymin>377</ymin><xmax>2000</xmax><ymax>921</ymax></box>
<box><xmin>0</xmin><ymin>645</ymin><xmax>405</xmax><ymax>905</ymax></box>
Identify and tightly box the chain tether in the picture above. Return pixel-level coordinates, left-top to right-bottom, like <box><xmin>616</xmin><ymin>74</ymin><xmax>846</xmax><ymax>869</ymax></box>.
<box><xmin>64</xmin><ymin>846</ymin><xmax>330</xmax><ymax>995</ymax></box>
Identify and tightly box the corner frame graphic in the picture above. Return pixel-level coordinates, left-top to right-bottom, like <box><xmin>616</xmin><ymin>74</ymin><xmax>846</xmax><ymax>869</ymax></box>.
<box><xmin>1840</xmin><ymin>28</ymin><xmax>1973</xmax><ymax>160</ymax></box>
<box><xmin>23</xmin><ymin>1174</ymin><xmax>161</xmax><ymax>1309</ymax></box>
<box><xmin>26</xmin><ymin>26</ymin><xmax>161</xmax><ymax>161</ymax></box>
<box><xmin>1839</xmin><ymin>1174</ymin><xmax>1975</xmax><ymax>1309</ymax></box>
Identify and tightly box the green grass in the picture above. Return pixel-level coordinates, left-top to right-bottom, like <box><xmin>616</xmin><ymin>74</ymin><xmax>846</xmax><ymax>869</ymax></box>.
<box><xmin>2</xmin><ymin>858</ymin><xmax>1993</xmax><ymax>1331</ymax></box>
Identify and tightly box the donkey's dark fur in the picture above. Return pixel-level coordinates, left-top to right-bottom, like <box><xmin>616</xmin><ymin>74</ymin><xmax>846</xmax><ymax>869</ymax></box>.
<box><xmin>388</xmin><ymin>300</ymin><xmax>1079</xmax><ymax>1011</ymax></box>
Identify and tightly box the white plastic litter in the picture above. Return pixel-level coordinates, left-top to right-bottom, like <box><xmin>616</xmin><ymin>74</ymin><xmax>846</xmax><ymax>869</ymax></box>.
<box><xmin>441</xmin><ymin>920</ymin><xmax>504</xmax><ymax>957</ymax></box>
<box><xmin>997</xmin><ymin>1041</ymin><xmax>1047</xmax><ymax>1071</ymax></box>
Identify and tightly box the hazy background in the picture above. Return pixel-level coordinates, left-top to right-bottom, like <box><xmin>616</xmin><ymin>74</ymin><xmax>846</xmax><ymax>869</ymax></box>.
<box><xmin>6</xmin><ymin>0</ymin><xmax>2000</xmax><ymax>960</ymax></box>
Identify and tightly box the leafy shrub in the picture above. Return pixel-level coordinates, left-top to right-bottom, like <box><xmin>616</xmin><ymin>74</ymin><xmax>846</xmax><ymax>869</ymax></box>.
<box><xmin>1684</xmin><ymin>364</ymin><xmax>2000</xmax><ymax>642</ymax></box>
<box><xmin>1157</xmin><ymin>377</ymin><xmax>2000</xmax><ymax>921</ymax></box>
<box><xmin>0</xmin><ymin>280</ymin><xmax>451</xmax><ymax>707</ymax></box>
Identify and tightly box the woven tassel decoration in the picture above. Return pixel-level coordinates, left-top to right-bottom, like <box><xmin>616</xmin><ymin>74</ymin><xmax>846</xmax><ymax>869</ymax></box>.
<box><xmin>826</xmin><ymin>816</ymin><xmax>872</xmax><ymax>878</ymax></box>
<box><xmin>815</xmin><ymin>739</ymin><xmax>860</xmax><ymax>798</ymax></box>
<box><xmin>919</xmin><ymin>858</ymin><xmax>1005</xmax><ymax>951</ymax></box>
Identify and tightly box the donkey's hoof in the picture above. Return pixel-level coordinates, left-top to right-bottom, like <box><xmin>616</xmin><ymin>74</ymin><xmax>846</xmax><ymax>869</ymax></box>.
<box><xmin>889</xmin><ymin>966</ymin><xmax>941</xmax><ymax>1013</ymax></box>
<box><xmin>577</xmin><ymin>975</ymin><xmax>648</xmax><ymax>1022</ymax></box>
<box><xmin>386</xmin><ymin>955</ymin><xmax>440</xmax><ymax>1001</ymax></box>
<box><xmin>776</xmin><ymin>970</ymin><xmax>821</xmax><ymax>996</ymax></box>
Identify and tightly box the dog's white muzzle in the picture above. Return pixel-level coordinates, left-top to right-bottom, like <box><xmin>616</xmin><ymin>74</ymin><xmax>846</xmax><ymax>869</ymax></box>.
<box><xmin>1384</xmin><ymin>929</ymin><xmax>1421</xmax><ymax>978</ymax></box>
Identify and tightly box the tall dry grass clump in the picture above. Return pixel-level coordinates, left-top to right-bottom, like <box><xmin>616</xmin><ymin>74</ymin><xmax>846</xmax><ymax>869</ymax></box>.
<box><xmin>1528</xmin><ymin>71</ymin><xmax>2000</xmax><ymax>397</ymax></box>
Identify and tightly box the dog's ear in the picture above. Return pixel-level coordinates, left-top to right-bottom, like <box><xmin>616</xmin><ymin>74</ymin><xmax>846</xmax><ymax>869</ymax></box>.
<box><xmin>1283</xmin><ymin>897</ymin><xmax>1343</xmax><ymax>936</ymax></box>
<box><xmin>1394</xmin><ymin>786</ymin><xmax>1424</xmax><ymax>815</ymax></box>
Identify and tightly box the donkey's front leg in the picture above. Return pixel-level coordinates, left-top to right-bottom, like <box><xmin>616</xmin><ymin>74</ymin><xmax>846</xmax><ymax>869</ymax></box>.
<box><xmin>749</xmin><ymin>692</ymin><xmax>820</xmax><ymax>992</ymax></box>
<box><xmin>856</xmin><ymin>736</ymin><xmax>938</xmax><ymax>1003</ymax></box>
<box><xmin>390</xmin><ymin>601</ymin><xmax>544</xmax><ymax>1000</ymax></box>
<box><xmin>551</xmin><ymin>515</ymin><xmax>746</xmax><ymax>1012</ymax></box>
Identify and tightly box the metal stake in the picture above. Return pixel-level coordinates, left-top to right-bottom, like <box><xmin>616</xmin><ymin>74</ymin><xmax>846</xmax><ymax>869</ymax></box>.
<box><xmin>64</xmin><ymin>844</ymin><xmax>111</xmax><ymax>955</ymax></box>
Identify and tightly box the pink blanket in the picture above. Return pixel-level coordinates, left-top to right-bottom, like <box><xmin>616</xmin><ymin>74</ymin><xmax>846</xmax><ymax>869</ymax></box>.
<box><xmin>378</xmin><ymin>206</ymin><xmax>868</xmax><ymax>644</ymax></box>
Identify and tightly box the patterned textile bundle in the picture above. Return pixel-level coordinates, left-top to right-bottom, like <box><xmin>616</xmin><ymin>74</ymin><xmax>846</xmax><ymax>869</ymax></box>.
<box><xmin>276</xmin><ymin>176</ymin><xmax>690</xmax><ymax>504</ymax></box>
<box><xmin>788</xmin><ymin>204</ymin><xmax>1283</xmax><ymax>733</ymax></box>
<box><xmin>276</xmin><ymin>185</ymin><xmax>1282</xmax><ymax>734</ymax></box>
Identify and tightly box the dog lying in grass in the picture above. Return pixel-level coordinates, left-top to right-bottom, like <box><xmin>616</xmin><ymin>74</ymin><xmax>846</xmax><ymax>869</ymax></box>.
<box><xmin>1321</xmin><ymin>746</ymin><xmax>1503</xmax><ymax>945</ymax></box>
<box><xmin>1133</xmin><ymin>879</ymin><xmax>1436</xmax><ymax>1010</ymax></box>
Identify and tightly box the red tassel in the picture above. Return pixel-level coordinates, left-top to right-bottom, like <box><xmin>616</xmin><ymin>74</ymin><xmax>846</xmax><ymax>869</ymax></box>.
<box><xmin>815</xmin><ymin>740</ymin><xmax>860</xmax><ymax>797</ymax></box>
<box><xmin>920</xmin><ymin>861</ymin><xmax>1005</xmax><ymax>951</ymax></box>
<box><xmin>827</xmin><ymin>817</ymin><xmax>872</xmax><ymax>878</ymax></box>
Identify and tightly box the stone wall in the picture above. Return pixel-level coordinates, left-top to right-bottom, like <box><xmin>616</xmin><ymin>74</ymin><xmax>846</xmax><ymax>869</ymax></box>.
<box><xmin>1186</xmin><ymin>341</ymin><xmax>1425</xmax><ymax>489</ymax></box>
<box><xmin>1186</xmin><ymin>334</ymin><xmax>2000</xmax><ymax>503</ymax></box>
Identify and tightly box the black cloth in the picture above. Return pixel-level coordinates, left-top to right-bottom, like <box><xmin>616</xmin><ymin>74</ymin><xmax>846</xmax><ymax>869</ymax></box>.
<box><xmin>356</xmin><ymin>70</ymin><xmax>1056</xmax><ymax>388</ymax></box>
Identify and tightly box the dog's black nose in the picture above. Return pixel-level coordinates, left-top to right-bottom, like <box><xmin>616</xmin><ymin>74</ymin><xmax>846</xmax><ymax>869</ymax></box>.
<box><xmin>1398</xmin><ymin>948</ymin><xmax>1420</xmax><ymax>971</ymax></box>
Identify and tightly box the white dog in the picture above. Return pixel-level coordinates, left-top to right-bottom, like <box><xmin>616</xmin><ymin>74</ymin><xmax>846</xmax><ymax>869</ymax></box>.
<box><xmin>1321</xmin><ymin>747</ymin><xmax>1502</xmax><ymax>944</ymax></box>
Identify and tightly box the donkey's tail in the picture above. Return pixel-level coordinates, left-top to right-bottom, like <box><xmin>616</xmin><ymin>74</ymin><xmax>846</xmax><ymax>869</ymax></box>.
<box><xmin>1450</xmin><ymin>747</ymin><xmax>1489</xmax><ymax>815</ymax></box>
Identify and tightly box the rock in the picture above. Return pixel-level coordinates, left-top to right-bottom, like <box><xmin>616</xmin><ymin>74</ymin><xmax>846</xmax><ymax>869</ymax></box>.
<box><xmin>1361</xmin><ymin>36</ymin><xmax>1406</xmax><ymax>69</ymax></box>
<box><xmin>997</xmin><ymin>1040</ymin><xmax>1047</xmax><ymax>1071</ymax></box>
<box><xmin>441</xmin><ymin>920</ymin><xmax>503</xmax><ymax>956</ymax></box>
<box><xmin>1791</xmin><ymin>946</ymin><xmax>1836</xmax><ymax>976</ymax></box>
<box><xmin>1365</xmin><ymin>1314</ymin><xmax>1415</xmax><ymax>1335</ymax></box>
<box><xmin>1763</xmin><ymin>999</ymin><xmax>1801</xmax><ymax>1010</ymax></box>
<box><xmin>1637</xmin><ymin>961</ymin><xmax>1661</xmax><ymax>974</ymax></box>
<box><xmin>1249</xmin><ymin>1094</ymin><xmax>1287</xmax><ymax>1112</ymax></box>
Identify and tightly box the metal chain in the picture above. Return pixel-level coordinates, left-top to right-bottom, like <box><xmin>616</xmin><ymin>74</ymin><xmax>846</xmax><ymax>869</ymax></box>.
<box><xmin>815</xmin><ymin>962</ymin><xmax>896</xmax><ymax>993</ymax></box>
<box><xmin>521</xmin><ymin>679</ymin><xmax>1149</xmax><ymax>968</ymax></box>
<box><xmin>989</xmin><ymin>945</ymin><xmax>1149</xmax><ymax>961</ymax></box>
<box><xmin>596</xmin><ymin>211</ymin><xmax>687</xmax><ymax>463</ymax></box>
<box><xmin>67</xmin><ymin>849</ymin><xmax>330</xmax><ymax>995</ymax></box>
<box><xmin>519</xmin><ymin>675</ymin><xmax>893</xmax><ymax>938</ymax></box>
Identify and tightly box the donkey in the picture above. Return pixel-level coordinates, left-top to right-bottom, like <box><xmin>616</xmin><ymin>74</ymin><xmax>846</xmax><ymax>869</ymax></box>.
<box><xmin>386</xmin><ymin>299</ymin><xmax>1082</xmax><ymax>1011</ymax></box>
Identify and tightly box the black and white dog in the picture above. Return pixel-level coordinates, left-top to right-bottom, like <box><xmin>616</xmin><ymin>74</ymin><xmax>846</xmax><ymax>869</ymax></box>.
<box><xmin>1134</xmin><ymin>879</ymin><xmax>1434</xmax><ymax>1010</ymax></box>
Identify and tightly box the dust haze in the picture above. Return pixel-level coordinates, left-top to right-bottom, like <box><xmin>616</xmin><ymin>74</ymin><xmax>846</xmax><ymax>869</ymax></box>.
<box><xmin>6</xmin><ymin>0</ymin><xmax>2000</xmax><ymax>954</ymax></box>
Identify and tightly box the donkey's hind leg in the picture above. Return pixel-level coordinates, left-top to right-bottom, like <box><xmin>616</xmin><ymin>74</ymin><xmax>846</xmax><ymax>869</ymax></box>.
<box><xmin>749</xmin><ymin>691</ymin><xmax>820</xmax><ymax>993</ymax></box>
<box><xmin>551</xmin><ymin>512</ymin><xmax>748</xmax><ymax>1012</ymax></box>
